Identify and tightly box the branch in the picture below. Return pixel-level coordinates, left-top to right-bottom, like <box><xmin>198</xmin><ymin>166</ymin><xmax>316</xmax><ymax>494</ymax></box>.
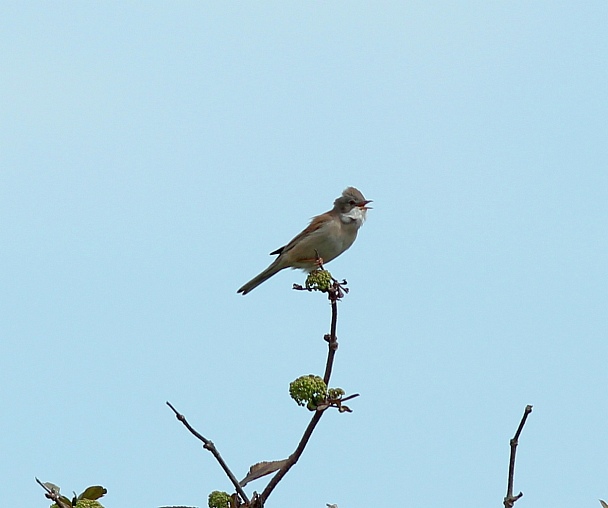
<box><xmin>166</xmin><ymin>401</ymin><xmax>250</xmax><ymax>506</ymax></box>
<box><xmin>258</xmin><ymin>277</ymin><xmax>348</xmax><ymax>505</ymax></box>
<box><xmin>322</xmin><ymin>281</ymin><xmax>341</xmax><ymax>384</ymax></box>
<box><xmin>503</xmin><ymin>405</ymin><xmax>533</xmax><ymax>508</ymax></box>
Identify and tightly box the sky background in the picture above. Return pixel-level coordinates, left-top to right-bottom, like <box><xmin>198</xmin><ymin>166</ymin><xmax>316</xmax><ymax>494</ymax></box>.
<box><xmin>1</xmin><ymin>2</ymin><xmax>607</xmax><ymax>507</ymax></box>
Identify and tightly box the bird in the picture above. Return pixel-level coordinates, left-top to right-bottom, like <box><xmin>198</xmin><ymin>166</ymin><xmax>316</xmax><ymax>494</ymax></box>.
<box><xmin>237</xmin><ymin>187</ymin><xmax>371</xmax><ymax>295</ymax></box>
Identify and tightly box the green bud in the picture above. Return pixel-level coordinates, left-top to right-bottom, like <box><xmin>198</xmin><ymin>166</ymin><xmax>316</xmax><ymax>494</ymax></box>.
<box><xmin>305</xmin><ymin>269</ymin><xmax>333</xmax><ymax>292</ymax></box>
<box><xmin>51</xmin><ymin>501</ymin><xmax>104</xmax><ymax>508</ymax></box>
<box><xmin>289</xmin><ymin>375</ymin><xmax>328</xmax><ymax>407</ymax></box>
<box><xmin>208</xmin><ymin>490</ymin><xmax>231</xmax><ymax>508</ymax></box>
<box><xmin>328</xmin><ymin>387</ymin><xmax>345</xmax><ymax>399</ymax></box>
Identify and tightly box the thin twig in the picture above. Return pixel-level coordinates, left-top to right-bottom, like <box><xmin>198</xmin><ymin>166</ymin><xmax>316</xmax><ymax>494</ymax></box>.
<box><xmin>323</xmin><ymin>291</ymin><xmax>339</xmax><ymax>385</ymax></box>
<box><xmin>322</xmin><ymin>267</ymin><xmax>349</xmax><ymax>385</ymax></box>
<box><xmin>340</xmin><ymin>393</ymin><xmax>360</xmax><ymax>403</ymax></box>
<box><xmin>166</xmin><ymin>402</ymin><xmax>250</xmax><ymax>505</ymax></box>
<box><xmin>504</xmin><ymin>405</ymin><xmax>533</xmax><ymax>508</ymax></box>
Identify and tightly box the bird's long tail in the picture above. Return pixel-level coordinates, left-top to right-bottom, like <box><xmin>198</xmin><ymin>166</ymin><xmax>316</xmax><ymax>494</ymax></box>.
<box><xmin>237</xmin><ymin>261</ymin><xmax>285</xmax><ymax>295</ymax></box>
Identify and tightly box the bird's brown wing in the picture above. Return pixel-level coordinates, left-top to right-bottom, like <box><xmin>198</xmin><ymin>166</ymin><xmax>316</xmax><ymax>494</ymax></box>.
<box><xmin>268</xmin><ymin>212</ymin><xmax>331</xmax><ymax>257</ymax></box>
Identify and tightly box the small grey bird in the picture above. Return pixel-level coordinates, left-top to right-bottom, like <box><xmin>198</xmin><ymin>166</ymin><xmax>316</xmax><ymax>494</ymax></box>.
<box><xmin>237</xmin><ymin>187</ymin><xmax>371</xmax><ymax>295</ymax></box>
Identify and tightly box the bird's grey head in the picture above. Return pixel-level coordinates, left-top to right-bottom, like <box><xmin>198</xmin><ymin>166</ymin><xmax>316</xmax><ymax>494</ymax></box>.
<box><xmin>333</xmin><ymin>187</ymin><xmax>372</xmax><ymax>225</ymax></box>
<box><xmin>333</xmin><ymin>187</ymin><xmax>372</xmax><ymax>213</ymax></box>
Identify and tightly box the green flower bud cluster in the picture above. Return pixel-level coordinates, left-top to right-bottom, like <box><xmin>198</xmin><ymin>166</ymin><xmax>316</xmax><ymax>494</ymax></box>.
<box><xmin>75</xmin><ymin>501</ymin><xmax>103</xmax><ymax>508</ymax></box>
<box><xmin>289</xmin><ymin>375</ymin><xmax>328</xmax><ymax>407</ymax></box>
<box><xmin>51</xmin><ymin>501</ymin><xmax>104</xmax><ymax>508</ymax></box>
<box><xmin>208</xmin><ymin>490</ymin><xmax>231</xmax><ymax>508</ymax></box>
<box><xmin>327</xmin><ymin>387</ymin><xmax>345</xmax><ymax>400</ymax></box>
<box><xmin>305</xmin><ymin>269</ymin><xmax>333</xmax><ymax>292</ymax></box>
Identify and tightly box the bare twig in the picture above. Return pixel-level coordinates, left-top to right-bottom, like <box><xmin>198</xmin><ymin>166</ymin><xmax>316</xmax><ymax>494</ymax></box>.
<box><xmin>323</xmin><ymin>282</ymin><xmax>340</xmax><ymax>384</ymax></box>
<box><xmin>321</xmin><ymin>261</ymin><xmax>349</xmax><ymax>385</ymax></box>
<box><xmin>35</xmin><ymin>478</ymin><xmax>72</xmax><ymax>508</ymax></box>
<box><xmin>503</xmin><ymin>405</ymin><xmax>533</xmax><ymax>508</ymax></box>
<box><xmin>293</xmin><ymin>261</ymin><xmax>345</xmax><ymax>386</ymax></box>
<box><xmin>339</xmin><ymin>393</ymin><xmax>360</xmax><ymax>403</ymax></box>
<box><xmin>166</xmin><ymin>402</ymin><xmax>250</xmax><ymax>505</ymax></box>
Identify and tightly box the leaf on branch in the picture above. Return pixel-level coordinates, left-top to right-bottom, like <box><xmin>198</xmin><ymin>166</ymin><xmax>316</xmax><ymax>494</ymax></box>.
<box><xmin>239</xmin><ymin>459</ymin><xmax>289</xmax><ymax>487</ymax></box>
<box><xmin>50</xmin><ymin>496</ymin><xmax>71</xmax><ymax>508</ymax></box>
<box><xmin>599</xmin><ymin>500</ymin><xmax>608</xmax><ymax>508</ymax></box>
<box><xmin>52</xmin><ymin>494</ymin><xmax>73</xmax><ymax>508</ymax></box>
<box><xmin>78</xmin><ymin>486</ymin><xmax>107</xmax><ymax>500</ymax></box>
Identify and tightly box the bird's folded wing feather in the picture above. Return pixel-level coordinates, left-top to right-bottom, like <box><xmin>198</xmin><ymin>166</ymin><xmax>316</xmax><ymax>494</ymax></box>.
<box><xmin>268</xmin><ymin>212</ymin><xmax>331</xmax><ymax>256</ymax></box>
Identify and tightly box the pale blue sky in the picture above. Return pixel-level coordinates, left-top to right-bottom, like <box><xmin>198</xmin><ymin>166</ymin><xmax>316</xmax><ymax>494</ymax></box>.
<box><xmin>1</xmin><ymin>2</ymin><xmax>607</xmax><ymax>507</ymax></box>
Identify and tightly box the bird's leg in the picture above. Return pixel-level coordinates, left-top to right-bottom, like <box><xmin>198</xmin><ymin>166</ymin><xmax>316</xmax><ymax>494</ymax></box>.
<box><xmin>313</xmin><ymin>250</ymin><xmax>325</xmax><ymax>269</ymax></box>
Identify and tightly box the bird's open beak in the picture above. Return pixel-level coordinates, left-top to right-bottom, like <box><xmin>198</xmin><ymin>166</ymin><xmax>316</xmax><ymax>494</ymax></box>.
<box><xmin>358</xmin><ymin>199</ymin><xmax>373</xmax><ymax>210</ymax></box>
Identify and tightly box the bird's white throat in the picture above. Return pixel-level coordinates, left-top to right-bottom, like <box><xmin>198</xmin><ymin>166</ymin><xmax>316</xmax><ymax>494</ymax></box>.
<box><xmin>340</xmin><ymin>206</ymin><xmax>367</xmax><ymax>225</ymax></box>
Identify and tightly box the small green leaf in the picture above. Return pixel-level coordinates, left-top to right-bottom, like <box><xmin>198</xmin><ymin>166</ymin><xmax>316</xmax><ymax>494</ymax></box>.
<box><xmin>78</xmin><ymin>486</ymin><xmax>107</xmax><ymax>500</ymax></box>
<box><xmin>59</xmin><ymin>494</ymin><xmax>73</xmax><ymax>507</ymax></box>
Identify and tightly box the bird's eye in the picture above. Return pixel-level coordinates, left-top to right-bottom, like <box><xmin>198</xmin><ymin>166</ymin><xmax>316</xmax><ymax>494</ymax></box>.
<box><xmin>349</xmin><ymin>200</ymin><xmax>355</xmax><ymax>205</ymax></box>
